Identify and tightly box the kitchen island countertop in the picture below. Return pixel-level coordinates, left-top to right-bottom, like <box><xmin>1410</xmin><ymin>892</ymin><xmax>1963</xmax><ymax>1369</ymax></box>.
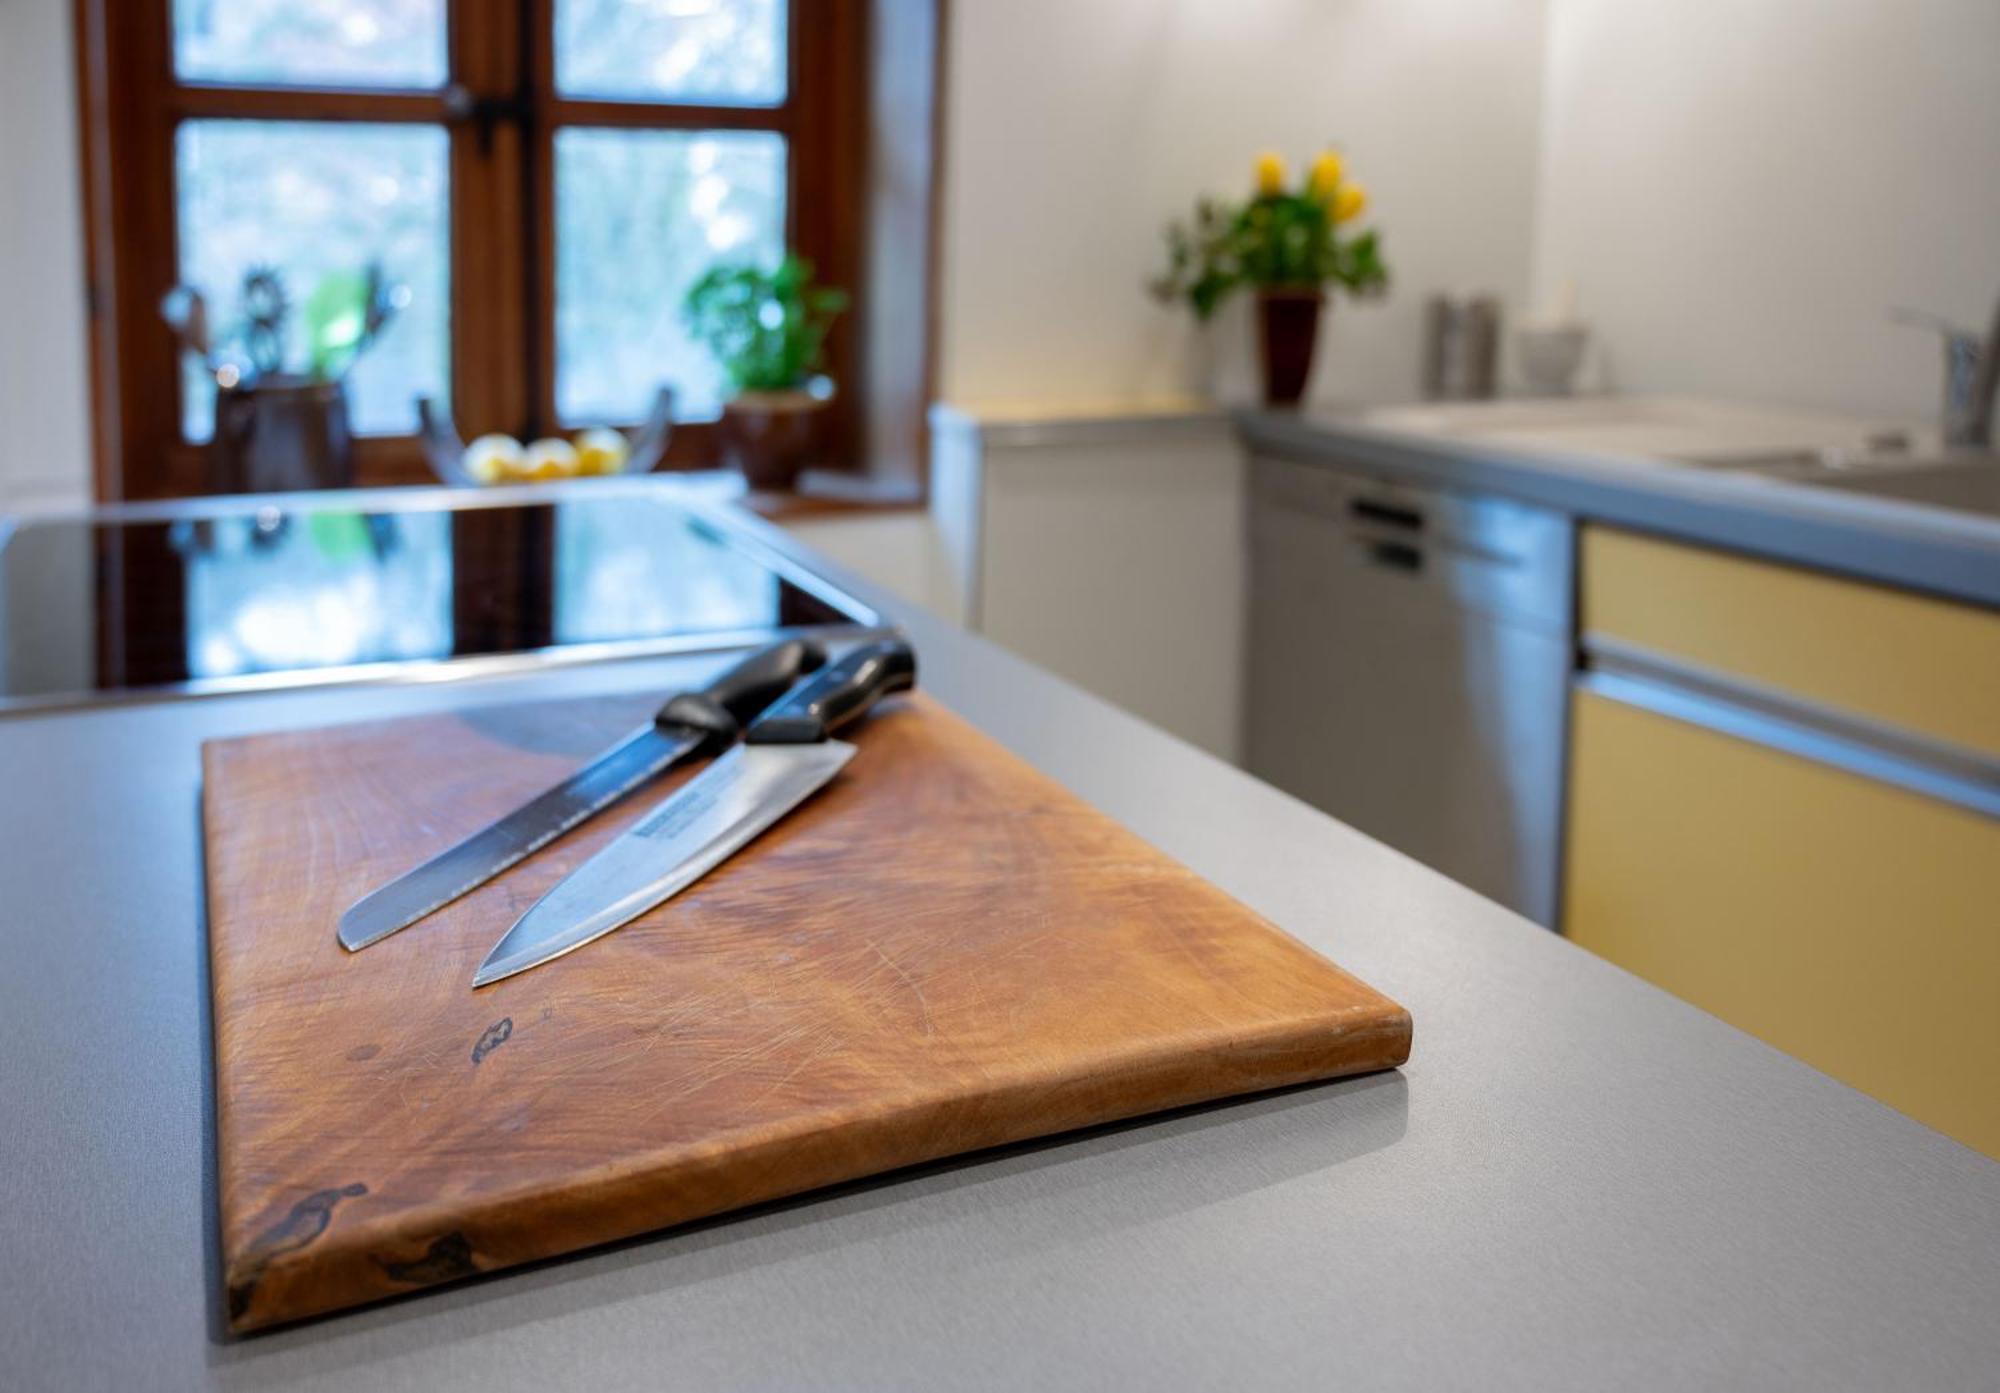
<box><xmin>0</xmin><ymin>497</ymin><xmax>1995</xmax><ymax>1391</ymax></box>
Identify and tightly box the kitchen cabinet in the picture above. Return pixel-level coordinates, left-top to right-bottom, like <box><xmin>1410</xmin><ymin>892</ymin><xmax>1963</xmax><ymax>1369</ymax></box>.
<box><xmin>929</xmin><ymin>404</ymin><xmax>1244</xmax><ymax>759</ymax></box>
<box><xmin>1580</xmin><ymin>525</ymin><xmax>2000</xmax><ymax>759</ymax></box>
<box><xmin>1565</xmin><ymin>525</ymin><xmax>2000</xmax><ymax>1157</ymax></box>
<box><xmin>776</xmin><ymin>510</ymin><xmax>953</xmax><ymax>621</ymax></box>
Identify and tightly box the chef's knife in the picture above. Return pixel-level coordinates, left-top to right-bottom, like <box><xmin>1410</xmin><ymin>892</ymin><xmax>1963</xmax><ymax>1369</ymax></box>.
<box><xmin>473</xmin><ymin>637</ymin><xmax>917</xmax><ymax>987</ymax></box>
<box><xmin>337</xmin><ymin>638</ymin><xmax>828</xmax><ymax>952</ymax></box>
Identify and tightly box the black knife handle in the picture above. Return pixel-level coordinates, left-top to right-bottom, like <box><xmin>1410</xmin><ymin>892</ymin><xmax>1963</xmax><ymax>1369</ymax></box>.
<box><xmin>655</xmin><ymin>638</ymin><xmax>829</xmax><ymax>744</ymax></box>
<box><xmin>745</xmin><ymin>638</ymin><xmax>917</xmax><ymax>745</ymax></box>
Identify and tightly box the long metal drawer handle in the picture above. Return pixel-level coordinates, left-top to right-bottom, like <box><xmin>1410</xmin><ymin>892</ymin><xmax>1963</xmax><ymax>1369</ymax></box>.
<box><xmin>1579</xmin><ymin>637</ymin><xmax>2000</xmax><ymax>821</ymax></box>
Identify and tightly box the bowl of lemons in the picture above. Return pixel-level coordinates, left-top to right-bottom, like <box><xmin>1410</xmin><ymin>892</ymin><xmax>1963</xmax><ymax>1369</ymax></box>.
<box><xmin>461</xmin><ymin>428</ymin><xmax>630</xmax><ymax>483</ymax></box>
<box><xmin>416</xmin><ymin>388</ymin><xmax>676</xmax><ymax>487</ymax></box>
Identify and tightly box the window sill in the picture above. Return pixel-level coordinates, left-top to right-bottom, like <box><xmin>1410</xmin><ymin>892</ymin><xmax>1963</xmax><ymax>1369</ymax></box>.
<box><xmin>730</xmin><ymin>468</ymin><xmax>926</xmax><ymax>522</ymax></box>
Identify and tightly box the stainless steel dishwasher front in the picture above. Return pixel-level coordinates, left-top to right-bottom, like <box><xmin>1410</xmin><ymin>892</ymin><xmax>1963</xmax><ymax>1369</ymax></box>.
<box><xmin>1243</xmin><ymin>454</ymin><xmax>1573</xmax><ymax>925</ymax></box>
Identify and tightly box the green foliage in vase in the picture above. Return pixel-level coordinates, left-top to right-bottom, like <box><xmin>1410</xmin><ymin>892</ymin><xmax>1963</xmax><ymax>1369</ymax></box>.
<box><xmin>682</xmin><ymin>255</ymin><xmax>850</xmax><ymax>393</ymax></box>
<box><xmin>1150</xmin><ymin>149</ymin><xmax>1389</xmax><ymax>321</ymax></box>
<box><xmin>303</xmin><ymin>266</ymin><xmax>407</xmax><ymax>381</ymax></box>
<box><xmin>220</xmin><ymin>261</ymin><xmax>407</xmax><ymax>382</ymax></box>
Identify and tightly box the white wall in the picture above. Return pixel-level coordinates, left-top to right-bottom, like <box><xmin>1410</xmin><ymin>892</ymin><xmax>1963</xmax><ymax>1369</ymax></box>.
<box><xmin>7</xmin><ymin>0</ymin><xmax>1997</xmax><ymax>508</ymax></box>
<box><xmin>0</xmin><ymin>0</ymin><xmax>93</xmax><ymax>507</ymax></box>
<box><xmin>1529</xmin><ymin>0</ymin><xmax>2000</xmax><ymax>419</ymax></box>
<box><xmin>938</xmin><ymin>0</ymin><xmax>1551</xmax><ymax>411</ymax></box>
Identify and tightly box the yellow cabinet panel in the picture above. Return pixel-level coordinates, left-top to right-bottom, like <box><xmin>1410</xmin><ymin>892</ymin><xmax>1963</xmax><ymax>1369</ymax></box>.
<box><xmin>1563</xmin><ymin>689</ymin><xmax>2000</xmax><ymax>1158</ymax></box>
<box><xmin>1581</xmin><ymin>526</ymin><xmax>2000</xmax><ymax>760</ymax></box>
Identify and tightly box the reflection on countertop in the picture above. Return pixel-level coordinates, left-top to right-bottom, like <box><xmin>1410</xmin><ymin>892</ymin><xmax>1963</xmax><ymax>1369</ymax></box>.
<box><xmin>0</xmin><ymin>480</ymin><xmax>880</xmax><ymax>714</ymax></box>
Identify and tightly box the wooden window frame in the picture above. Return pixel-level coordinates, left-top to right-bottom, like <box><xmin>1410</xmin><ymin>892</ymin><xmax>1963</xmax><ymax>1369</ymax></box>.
<box><xmin>73</xmin><ymin>0</ymin><xmax>923</xmax><ymax>502</ymax></box>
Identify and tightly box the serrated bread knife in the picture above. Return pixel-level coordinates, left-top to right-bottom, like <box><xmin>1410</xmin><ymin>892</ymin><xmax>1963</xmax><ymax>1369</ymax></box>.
<box><xmin>337</xmin><ymin>638</ymin><xmax>828</xmax><ymax>951</ymax></box>
<box><xmin>472</xmin><ymin>637</ymin><xmax>917</xmax><ymax>987</ymax></box>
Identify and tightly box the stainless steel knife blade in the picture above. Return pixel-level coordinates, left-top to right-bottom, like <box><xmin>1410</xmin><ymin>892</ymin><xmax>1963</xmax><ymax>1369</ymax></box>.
<box><xmin>336</xmin><ymin>722</ymin><xmax>708</xmax><ymax>951</ymax></box>
<box><xmin>472</xmin><ymin>637</ymin><xmax>916</xmax><ymax>988</ymax></box>
<box><xmin>472</xmin><ymin>741</ymin><xmax>854</xmax><ymax>986</ymax></box>
<box><xmin>337</xmin><ymin>637</ymin><xmax>828</xmax><ymax>951</ymax></box>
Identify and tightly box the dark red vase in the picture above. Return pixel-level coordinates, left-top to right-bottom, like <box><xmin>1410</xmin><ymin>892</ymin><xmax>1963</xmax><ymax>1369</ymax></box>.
<box><xmin>1257</xmin><ymin>289</ymin><xmax>1325</xmax><ymax>406</ymax></box>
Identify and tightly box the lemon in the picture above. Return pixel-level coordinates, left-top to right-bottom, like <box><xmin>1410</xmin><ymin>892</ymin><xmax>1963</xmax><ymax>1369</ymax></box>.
<box><xmin>573</xmin><ymin>427</ymin><xmax>630</xmax><ymax>476</ymax></box>
<box><xmin>524</xmin><ymin>437</ymin><xmax>580</xmax><ymax>480</ymax></box>
<box><xmin>464</xmin><ymin>433</ymin><xmax>524</xmax><ymax>485</ymax></box>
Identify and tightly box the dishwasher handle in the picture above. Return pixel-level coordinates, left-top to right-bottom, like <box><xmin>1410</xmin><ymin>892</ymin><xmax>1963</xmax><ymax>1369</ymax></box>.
<box><xmin>1348</xmin><ymin>496</ymin><xmax>1425</xmax><ymax>532</ymax></box>
<box><xmin>1363</xmin><ymin>537</ymin><xmax>1424</xmax><ymax>573</ymax></box>
<box><xmin>1252</xmin><ymin>452</ymin><xmax>1574</xmax><ymax>628</ymax></box>
<box><xmin>1346</xmin><ymin>494</ymin><xmax>1428</xmax><ymax>574</ymax></box>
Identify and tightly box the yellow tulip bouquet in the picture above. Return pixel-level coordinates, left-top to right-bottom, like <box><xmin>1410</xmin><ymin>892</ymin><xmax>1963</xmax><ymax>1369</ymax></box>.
<box><xmin>1150</xmin><ymin>149</ymin><xmax>1388</xmax><ymax>320</ymax></box>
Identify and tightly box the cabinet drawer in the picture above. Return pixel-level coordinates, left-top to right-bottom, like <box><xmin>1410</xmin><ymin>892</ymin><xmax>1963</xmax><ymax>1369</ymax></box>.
<box><xmin>1580</xmin><ymin>525</ymin><xmax>2000</xmax><ymax>759</ymax></box>
<box><xmin>1563</xmin><ymin>688</ymin><xmax>2000</xmax><ymax>1157</ymax></box>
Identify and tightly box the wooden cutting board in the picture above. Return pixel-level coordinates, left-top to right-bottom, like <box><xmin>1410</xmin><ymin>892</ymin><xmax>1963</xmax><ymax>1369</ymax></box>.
<box><xmin>203</xmin><ymin>690</ymin><xmax>1411</xmax><ymax>1332</ymax></box>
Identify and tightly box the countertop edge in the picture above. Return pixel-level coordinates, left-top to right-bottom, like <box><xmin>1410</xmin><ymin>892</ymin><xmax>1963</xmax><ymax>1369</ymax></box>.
<box><xmin>1238</xmin><ymin>408</ymin><xmax>2000</xmax><ymax>609</ymax></box>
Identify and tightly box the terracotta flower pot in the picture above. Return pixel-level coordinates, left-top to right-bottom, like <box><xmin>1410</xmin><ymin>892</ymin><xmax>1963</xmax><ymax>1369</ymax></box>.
<box><xmin>718</xmin><ymin>379</ymin><xmax>835</xmax><ymax>491</ymax></box>
<box><xmin>1257</xmin><ymin>289</ymin><xmax>1325</xmax><ymax>407</ymax></box>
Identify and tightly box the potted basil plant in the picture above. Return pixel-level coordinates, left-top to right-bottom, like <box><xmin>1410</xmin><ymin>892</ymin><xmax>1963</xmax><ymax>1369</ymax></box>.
<box><xmin>683</xmin><ymin>254</ymin><xmax>849</xmax><ymax>490</ymax></box>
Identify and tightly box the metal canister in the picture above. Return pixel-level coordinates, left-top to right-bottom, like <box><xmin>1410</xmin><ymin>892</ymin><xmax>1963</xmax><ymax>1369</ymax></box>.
<box><xmin>1422</xmin><ymin>296</ymin><xmax>1502</xmax><ymax>401</ymax></box>
<box><xmin>208</xmin><ymin>377</ymin><xmax>356</xmax><ymax>495</ymax></box>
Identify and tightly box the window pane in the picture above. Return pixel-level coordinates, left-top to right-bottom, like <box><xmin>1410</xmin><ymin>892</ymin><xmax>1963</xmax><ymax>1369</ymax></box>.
<box><xmin>175</xmin><ymin>120</ymin><xmax>450</xmax><ymax>441</ymax></box>
<box><xmin>555</xmin><ymin>127</ymin><xmax>786</xmax><ymax>425</ymax></box>
<box><xmin>172</xmin><ymin>0</ymin><xmax>447</xmax><ymax>88</ymax></box>
<box><xmin>556</xmin><ymin>0</ymin><xmax>787</xmax><ymax>105</ymax></box>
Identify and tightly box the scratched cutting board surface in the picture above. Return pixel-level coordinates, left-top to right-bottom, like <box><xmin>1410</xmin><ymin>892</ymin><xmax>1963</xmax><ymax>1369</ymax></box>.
<box><xmin>202</xmin><ymin>691</ymin><xmax>1412</xmax><ymax>1332</ymax></box>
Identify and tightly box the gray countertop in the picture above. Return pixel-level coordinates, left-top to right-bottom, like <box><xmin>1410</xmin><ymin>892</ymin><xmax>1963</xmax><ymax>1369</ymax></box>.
<box><xmin>1241</xmin><ymin>408</ymin><xmax>2000</xmax><ymax>608</ymax></box>
<box><xmin>1</xmin><ymin>508</ymin><xmax>1996</xmax><ymax>1391</ymax></box>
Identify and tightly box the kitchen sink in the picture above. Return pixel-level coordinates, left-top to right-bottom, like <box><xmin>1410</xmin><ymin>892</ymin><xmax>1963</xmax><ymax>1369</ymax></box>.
<box><xmin>1339</xmin><ymin>397</ymin><xmax>1995</xmax><ymax>521</ymax></box>
<box><xmin>1666</xmin><ymin>445</ymin><xmax>1916</xmax><ymax>475</ymax></box>
<box><xmin>1356</xmin><ymin>396</ymin><xmax>1928</xmax><ymax>468</ymax></box>
<box><xmin>1797</xmin><ymin>457</ymin><xmax>2000</xmax><ymax>518</ymax></box>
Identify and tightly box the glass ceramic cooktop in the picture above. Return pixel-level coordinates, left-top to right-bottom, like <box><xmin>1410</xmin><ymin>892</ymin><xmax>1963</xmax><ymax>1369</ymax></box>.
<box><xmin>0</xmin><ymin>491</ymin><xmax>877</xmax><ymax>711</ymax></box>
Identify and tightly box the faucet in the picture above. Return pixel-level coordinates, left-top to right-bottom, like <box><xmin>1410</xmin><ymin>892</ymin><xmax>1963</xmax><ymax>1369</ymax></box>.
<box><xmin>1963</xmin><ymin>297</ymin><xmax>2000</xmax><ymax>448</ymax></box>
<box><xmin>1895</xmin><ymin>297</ymin><xmax>2000</xmax><ymax>447</ymax></box>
